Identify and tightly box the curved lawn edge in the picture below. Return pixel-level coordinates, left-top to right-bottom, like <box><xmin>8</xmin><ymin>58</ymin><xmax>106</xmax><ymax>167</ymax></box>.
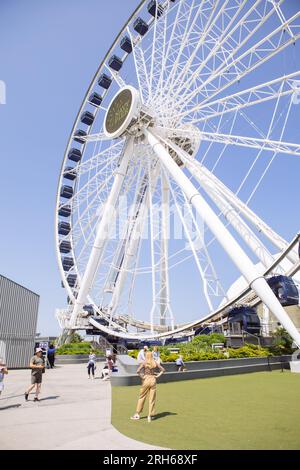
<box><xmin>111</xmin><ymin>371</ymin><xmax>300</xmax><ymax>450</ymax></box>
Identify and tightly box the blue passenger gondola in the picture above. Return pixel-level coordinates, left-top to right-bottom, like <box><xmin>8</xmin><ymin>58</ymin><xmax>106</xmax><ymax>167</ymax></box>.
<box><xmin>60</xmin><ymin>185</ymin><xmax>73</xmax><ymax>199</ymax></box>
<box><xmin>62</xmin><ymin>257</ymin><xmax>74</xmax><ymax>271</ymax></box>
<box><xmin>148</xmin><ymin>0</ymin><xmax>164</xmax><ymax>17</ymax></box>
<box><xmin>63</xmin><ymin>166</ymin><xmax>76</xmax><ymax>181</ymax></box>
<box><xmin>58</xmin><ymin>204</ymin><xmax>71</xmax><ymax>217</ymax></box>
<box><xmin>165</xmin><ymin>336</ymin><xmax>189</xmax><ymax>345</ymax></box>
<box><xmin>80</xmin><ymin>111</ymin><xmax>94</xmax><ymax>126</ymax></box>
<box><xmin>120</xmin><ymin>36</ymin><xmax>133</xmax><ymax>53</ymax></box>
<box><xmin>195</xmin><ymin>325</ymin><xmax>222</xmax><ymax>335</ymax></box>
<box><xmin>141</xmin><ymin>339</ymin><xmax>163</xmax><ymax>347</ymax></box>
<box><xmin>133</xmin><ymin>18</ymin><xmax>149</xmax><ymax>36</ymax></box>
<box><xmin>88</xmin><ymin>92</ymin><xmax>103</xmax><ymax>107</ymax></box>
<box><xmin>83</xmin><ymin>304</ymin><xmax>94</xmax><ymax>314</ymax></box>
<box><xmin>58</xmin><ymin>222</ymin><xmax>71</xmax><ymax>236</ymax></box>
<box><xmin>266</xmin><ymin>275</ymin><xmax>299</xmax><ymax>307</ymax></box>
<box><xmin>108</xmin><ymin>55</ymin><xmax>123</xmax><ymax>72</ymax></box>
<box><xmin>74</xmin><ymin>130</ymin><xmax>87</xmax><ymax>144</ymax></box>
<box><xmin>68</xmin><ymin>148</ymin><xmax>82</xmax><ymax>162</ymax></box>
<box><xmin>67</xmin><ymin>274</ymin><xmax>77</xmax><ymax>288</ymax></box>
<box><xmin>59</xmin><ymin>241</ymin><xmax>72</xmax><ymax>253</ymax></box>
<box><xmin>227</xmin><ymin>306</ymin><xmax>261</xmax><ymax>335</ymax></box>
<box><xmin>98</xmin><ymin>73</ymin><xmax>112</xmax><ymax>89</ymax></box>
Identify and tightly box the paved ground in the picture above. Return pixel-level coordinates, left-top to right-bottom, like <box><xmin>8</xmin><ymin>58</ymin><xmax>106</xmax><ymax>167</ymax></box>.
<box><xmin>0</xmin><ymin>363</ymin><xmax>160</xmax><ymax>450</ymax></box>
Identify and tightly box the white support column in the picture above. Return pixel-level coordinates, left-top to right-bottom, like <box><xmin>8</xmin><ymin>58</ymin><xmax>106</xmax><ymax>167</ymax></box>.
<box><xmin>108</xmin><ymin>180</ymin><xmax>150</xmax><ymax>315</ymax></box>
<box><xmin>193</xmin><ymin>172</ymin><xmax>275</xmax><ymax>269</ymax></box>
<box><xmin>183</xmin><ymin>156</ymin><xmax>298</xmax><ymax>265</ymax></box>
<box><xmin>145</xmin><ymin>129</ymin><xmax>300</xmax><ymax>347</ymax></box>
<box><xmin>69</xmin><ymin>138</ymin><xmax>133</xmax><ymax>328</ymax></box>
<box><xmin>160</xmin><ymin>172</ymin><xmax>174</xmax><ymax>327</ymax></box>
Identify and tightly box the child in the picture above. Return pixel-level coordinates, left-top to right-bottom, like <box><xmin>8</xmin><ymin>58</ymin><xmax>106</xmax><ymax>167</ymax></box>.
<box><xmin>0</xmin><ymin>358</ymin><xmax>8</xmax><ymax>396</ymax></box>
<box><xmin>87</xmin><ymin>353</ymin><xmax>96</xmax><ymax>379</ymax></box>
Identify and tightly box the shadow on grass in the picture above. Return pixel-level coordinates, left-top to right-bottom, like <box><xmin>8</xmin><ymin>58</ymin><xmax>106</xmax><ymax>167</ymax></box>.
<box><xmin>139</xmin><ymin>411</ymin><xmax>177</xmax><ymax>421</ymax></box>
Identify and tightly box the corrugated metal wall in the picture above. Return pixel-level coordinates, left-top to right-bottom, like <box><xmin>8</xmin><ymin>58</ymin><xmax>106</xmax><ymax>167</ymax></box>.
<box><xmin>0</xmin><ymin>275</ymin><xmax>39</xmax><ymax>368</ymax></box>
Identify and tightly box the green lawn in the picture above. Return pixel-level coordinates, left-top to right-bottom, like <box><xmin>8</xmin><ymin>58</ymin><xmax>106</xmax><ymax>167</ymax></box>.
<box><xmin>112</xmin><ymin>371</ymin><xmax>300</xmax><ymax>449</ymax></box>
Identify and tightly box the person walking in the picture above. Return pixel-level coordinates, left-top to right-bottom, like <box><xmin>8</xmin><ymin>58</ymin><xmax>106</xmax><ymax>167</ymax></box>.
<box><xmin>152</xmin><ymin>346</ymin><xmax>160</xmax><ymax>364</ymax></box>
<box><xmin>87</xmin><ymin>353</ymin><xmax>96</xmax><ymax>379</ymax></box>
<box><xmin>25</xmin><ymin>348</ymin><xmax>45</xmax><ymax>402</ymax></box>
<box><xmin>0</xmin><ymin>359</ymin><xmax>8</xmax><ymax>397</ymax></box>
<box><xmin>102</xmin><ymin>355</ymin><xmax>114</xmax><ymax>381</ymax></box>
<box><xmin>131</xmin><ymin>351</ymin><xmax>165</xmax><ymax>422</ymax></box>
<box><xmin>137</xmin><ymin>345</ymin><xmax>148</xmax><ymax>364</ymax></box>
<box><xmin>47</xmin><ymin>344</ymin><xmax>56</xmax><ymax>369</ymax></box>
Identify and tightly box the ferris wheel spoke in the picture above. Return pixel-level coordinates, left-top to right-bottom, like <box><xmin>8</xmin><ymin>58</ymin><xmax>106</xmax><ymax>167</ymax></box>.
<box><xmin>166</xmin><ymin>0</ymin><xmax>237</xmax><ymax>102</ymax></box>
<box><xmin>75</xmin><ymin>140</ymin><xmax>124</xmax><ymax>176</ymax></box>
<box><xmin>183</xmin><ymin>71</ymin><xmax>300</xmax><ymax>124</ymax></box>
<box><xmin>153</xmin><ymin>0</ymin><xmax>186</xmax><ymax>103</ymax></box>
<box><xmin>171</xmin><ymin>0</ymin><xmax>252</xmax><ymax>104</ymax></box>
<box><xmin>173</xmin><ymin>0</ymin><xmax>274</xmax><ymax>106</ymax></box>
<box><xmin>68</xmin><ymin>154</ymin><xmax>120</xmax><ymax>212</ymax></box>
<box><xmin>199</xmin><ymin>131</ymin><xmax>300</xmax><ymax>157</ymax></box>
<box><xmin>126</xmin><ymin>26</ymin><xmax>148</xmax><ymax>103</ymax></box>
<box><xmin>127</xmin><ymin>26</ymin><xmax>151</xmax><ymax>103</ymax></box>
<box><xmin>69</xmin><ymin>137</ymin><xmax>134</xmax><ymax>328</ymax></box>
<box><xmin>152</xmin><ymin>1</ymin><xmax>171</xmax><ymax>102</ymax></box>
<box><xmin>107</xmin><ymin>170</ymin><xmax>151</xmax><ymax>316</ymax></box>
<box><xmin>161</xmin><ymin>0</ymin><xmax>222</xmax><ymax>106</ymax></box>
<box><xmin>165</xmin><ymin>168</ymin><xmax>225</xmax><ymax>311</ymax></box>
<box><xmin>244</xmin><ymin>91</ymin><xmax>294</xmax><ymax>205</ymax></box>
<box><xmin>178</xmin><ymin>10</ymin><xmax>300</xmax><ymax>116</ymax></box>
<box><xmin>80</xmin><ymin>132</ymin><xmax>113</xmax><ymax>143</ymax></box>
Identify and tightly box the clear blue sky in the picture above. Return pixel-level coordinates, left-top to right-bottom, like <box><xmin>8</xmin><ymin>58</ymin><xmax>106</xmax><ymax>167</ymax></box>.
<box><xmin>0</xmin><ymin>0</ymin><xmax>299</xmax><ymax>336</ymax></box>
<box><xmin>0</xmin><ymin>0</ymin><xmax>140</xmax><ymax>335</ymax></box>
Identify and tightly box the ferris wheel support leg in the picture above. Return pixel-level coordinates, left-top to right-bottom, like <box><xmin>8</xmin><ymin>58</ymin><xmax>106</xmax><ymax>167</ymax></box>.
<box><xmin>186</xmin><ymin>159</ymin><xmax>298</xmax><ymax>265</ymax></box>
<box><xmin>191</xmin><ymin>170</ymin><xmax>275</xmax><ymax>269</ymax></box>
<box><xmin>145</xmin><ymin>129</ymin><xmax>300</xmax><ymax>348</ymax></box>
<box><xmin>69</xmin><ymin>137</ymin><xmax>133</xmax><ymax>329</ymax></box>
<box><xmin>160</xmin><ymin>172</ymin><xmax>174</xmax><ymax>328</ymax></box>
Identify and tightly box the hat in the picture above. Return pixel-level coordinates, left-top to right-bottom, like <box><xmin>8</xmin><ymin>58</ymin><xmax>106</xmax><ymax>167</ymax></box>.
<box><xmin>35</xmin><ymin>347</ymin><xmax>43</xmax><ymax>353</ymax></box>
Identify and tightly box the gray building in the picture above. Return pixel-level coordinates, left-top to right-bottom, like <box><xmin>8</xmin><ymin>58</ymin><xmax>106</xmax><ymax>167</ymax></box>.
<box><xmin>0</xmin><ymin>274</ymin><xmax>39</xmax><ymax>368</ymax></box>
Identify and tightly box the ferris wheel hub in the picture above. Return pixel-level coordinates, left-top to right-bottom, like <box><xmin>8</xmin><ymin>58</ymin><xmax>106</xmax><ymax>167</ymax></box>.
<box><xmin>104</xmin><ymin>85</ymin><xmax>156</xmax><ymax>140</ymax></box>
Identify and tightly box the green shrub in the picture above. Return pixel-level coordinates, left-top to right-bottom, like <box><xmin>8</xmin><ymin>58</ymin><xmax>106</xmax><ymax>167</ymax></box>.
<box><xmin>269</xmin><ymin>327</ymin><xmax>294</xmax><ymax>355</ymax></box>
<box><xmin>128</xmin><ymin>350</ymin><xmax>138</xmax><ymax>359</ymax></box>
<box><xmin>56</xmin><ymin>342</ymin><xmax>96</xmax><ymax>355</ymax></box>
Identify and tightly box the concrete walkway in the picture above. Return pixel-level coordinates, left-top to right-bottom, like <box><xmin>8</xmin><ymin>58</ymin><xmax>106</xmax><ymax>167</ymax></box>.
<box><xmin>0</xmin><ymin>364</ymin><xmax>160</xmax><ymax>450</ymax></box>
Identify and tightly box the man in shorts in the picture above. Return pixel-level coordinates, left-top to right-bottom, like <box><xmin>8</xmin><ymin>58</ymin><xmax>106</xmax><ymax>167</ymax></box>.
<box><xmin>25</xmin><ymin>348</ymin><xmax>45</xmax><ymax>402</ymax></box>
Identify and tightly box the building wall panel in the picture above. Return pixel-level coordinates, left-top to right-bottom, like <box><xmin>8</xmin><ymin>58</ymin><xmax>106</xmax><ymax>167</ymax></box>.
<box><xmin>0</xmin><ymin>275</ymin><xmax>39</xmax><ymax>368</ymax></box>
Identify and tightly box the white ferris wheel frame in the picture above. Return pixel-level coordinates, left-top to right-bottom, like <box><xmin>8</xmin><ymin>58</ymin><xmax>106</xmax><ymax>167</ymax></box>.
<box><xmin>55</xmin><ymin>0</ymin><xmax>300</xmax><ymax>346</ymax></box>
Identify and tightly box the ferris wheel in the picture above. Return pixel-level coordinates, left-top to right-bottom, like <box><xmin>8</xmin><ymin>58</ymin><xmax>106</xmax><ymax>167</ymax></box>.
<box><xmin>55</xmin><ymin>0</ymin><xmax>300</xmax><ymax>346</ymax></box>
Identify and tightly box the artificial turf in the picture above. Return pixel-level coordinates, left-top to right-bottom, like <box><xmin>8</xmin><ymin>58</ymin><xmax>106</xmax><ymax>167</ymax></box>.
<box><xmin>111</xmin><ymin>371</ymin><xmax>300</xmax><ymax>449</ymax></box>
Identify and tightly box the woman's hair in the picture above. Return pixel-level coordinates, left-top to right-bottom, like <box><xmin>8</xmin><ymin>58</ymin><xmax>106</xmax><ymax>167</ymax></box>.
<box><xmin>144</xmin><ymin>351</ymin><xmax>157</xmax><ymax>369</ymax></box>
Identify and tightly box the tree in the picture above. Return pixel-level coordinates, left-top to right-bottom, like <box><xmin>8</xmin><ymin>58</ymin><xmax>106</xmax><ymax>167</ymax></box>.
<box><xmin>68</xmin><ymin>332</ymin><xmax>83</xmax><ymax>343</ymax></box>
